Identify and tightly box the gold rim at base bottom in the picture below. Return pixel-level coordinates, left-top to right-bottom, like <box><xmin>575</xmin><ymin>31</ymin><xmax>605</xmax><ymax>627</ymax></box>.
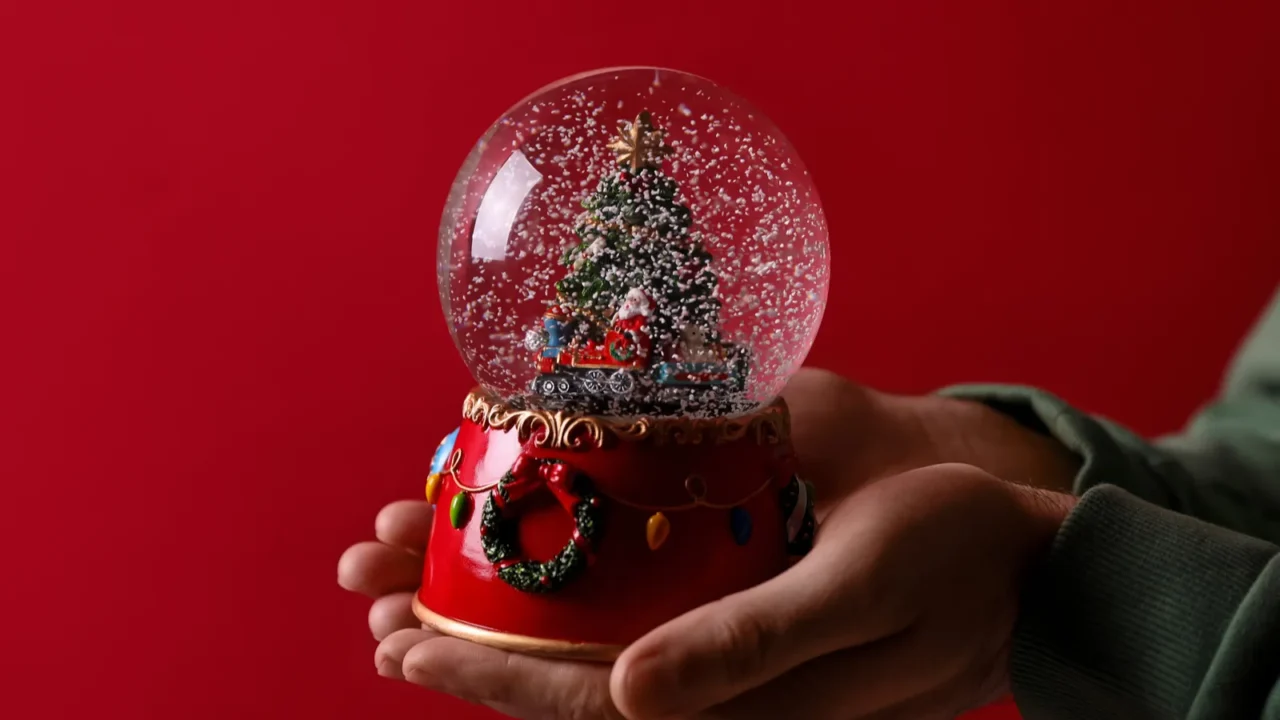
<box><xmin>412</xmin><ymin>594</ymin><xmax>624</xmax><ymax>662</ymax></box>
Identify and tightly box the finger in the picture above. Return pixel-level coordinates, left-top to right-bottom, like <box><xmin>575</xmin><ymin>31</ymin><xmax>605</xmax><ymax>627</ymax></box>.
<box><xmin>612</xmin><ymin>538</ymin><xmax>911</xmax><ymax>720</ymax></box>
<box><xmin>401</xmin><ymin>635</ymin><xmax>622</xmax><ymax>720</ymax></box>
<box><xmin>851</xmin><ymin>666</ymin><xmax>1007</xmax><ymax>720</ymax></box>
<box><xmin>375</xmin><ymin>628</ymin><xmax>437</xmax><ymax>680</ymax></box>
<box><xmin>368</xmin><ymin>592</ymin><xmax>420</xmax><ymax>641</ymax></box>
<box><xmin>337</xmin><ymin>541</ymin><xmax>422</xmax><ymax>598</ymax></box>
<box><xmin>701</xmin><ymin>628</ymin><xmax>959</xmax><ymax>720</ymax></box>
<box><xmin>375</xmin><ymin>500</ymin><xmax>434</xmax><ymax>555</ymax></box>
<box><xmin>848</xmin><ymin>687</ymin><xmax>965</xmax><ymax>720</ymax></box>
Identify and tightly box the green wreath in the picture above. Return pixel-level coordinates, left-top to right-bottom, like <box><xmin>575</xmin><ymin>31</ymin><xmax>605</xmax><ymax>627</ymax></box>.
<box><xmin>608</xmin><ymin>336</ymin><xmax>636</xmax><ymax>361</ymax></box>
<box><xmin>480</xmin><ymin>461</ymin><xmax>604</xmax><ymax>594</ymax></box>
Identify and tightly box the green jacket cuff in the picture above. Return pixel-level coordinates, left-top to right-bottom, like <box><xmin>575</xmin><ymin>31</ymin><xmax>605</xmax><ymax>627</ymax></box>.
<box><xmin>938</xmin><ymin>383</ymin><xmax>1182</xmax><ymax>505</ymax></box>
<box><xmin>1010</xmin><ymin>484</ymin><xmax>1280</xmax><ymax>719</ymax></box>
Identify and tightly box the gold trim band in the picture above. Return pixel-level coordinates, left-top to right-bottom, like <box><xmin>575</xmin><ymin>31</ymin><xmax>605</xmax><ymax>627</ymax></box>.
<box><xmin>413</xmin><ymin>594</ymin><xmax>624</xmax><ymax>662</ymax></box>
<box><xmin>462</xmin><ymin>388</ymin><xmax>790</xmax><ymax>450</ymax></box>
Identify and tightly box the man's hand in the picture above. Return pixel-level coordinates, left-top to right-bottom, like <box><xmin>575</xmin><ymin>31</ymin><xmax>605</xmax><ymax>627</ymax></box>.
<box><xmin>609</xmin><ymin>464</ymin><xmax>1075</xmax><ymax>719</ymax></box>
<box><xmin>784</xmin><ymin>369</ymin><xmax>1080</xmax><ymax>508</ymax></box>
<box><xmin>336</xmin><ymin>500</ymin><xmax>434</xmax><ymax>643</ymax></box>
<box><xmin>337</xmin><ymin>369</ymin><xmax>1083</xmax><ymax>718</ymax></box>
<box><xmin>347</xmin><ymin>465</ymin><xmax>1074</xmax><ymax>719</ymax></box>
<box><xmin>337</xmin><ymin>501</ymin><xmax>623</xmax><ymax>719</ymax></box>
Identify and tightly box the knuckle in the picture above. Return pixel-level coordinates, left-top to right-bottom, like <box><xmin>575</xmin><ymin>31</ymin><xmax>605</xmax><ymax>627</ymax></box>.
<box><xmin>563</xmin><ymin>685</ymin><xmax>615</xmax><ymax>720</ymax></box>
<box><xmin>709</xmin><ymin>609</ymin><xmax>779</xmax><ymax>683</ymax></box>
<box><xmin>545</xmin><ymin>661</ymin><xmax>614</xmax><ymax>720</ymax></box>
<box><xmin>833</xmin><ymin>557</ymin><xmax>915</xmax><ymax>639</ymax></box>
<box><xmin>401</xmin><ymin>642</ymin><xmax>484</xmax><ymax>705</ymax></box>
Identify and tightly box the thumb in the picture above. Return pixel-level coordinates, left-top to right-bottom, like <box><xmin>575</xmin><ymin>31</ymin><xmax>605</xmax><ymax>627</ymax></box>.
<box><xmin>609</xmin><ymin>533</ymin><xmax>905</xmax><ymax>720</ymax></box>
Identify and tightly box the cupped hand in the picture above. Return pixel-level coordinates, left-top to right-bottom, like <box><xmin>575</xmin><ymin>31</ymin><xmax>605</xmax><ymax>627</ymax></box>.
<box><xmin>337</xmin><ymin>369</ymin><xmax>1082</xmax><ymax>718</ymax></box>
<box><xmin>348</xmin><ymin>464</ymin><xmax>1073</xmax><ymax>719</ymax></box>
<box><xmin>337</xmin><ymin>498</ymin><xmax>622</xmax><ymax>718</ymax></box>
<box><xmin>608</xmin><ymin>463</ymin><xmax>1075</xmax><ymax>720</ymax></box>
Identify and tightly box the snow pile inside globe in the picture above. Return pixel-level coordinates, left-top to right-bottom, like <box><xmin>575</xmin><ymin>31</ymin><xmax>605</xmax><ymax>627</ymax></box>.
<box><xmin>437</xmin><ymin>67</ymin><xmax>829</xmax><ymax>418</ymax></box>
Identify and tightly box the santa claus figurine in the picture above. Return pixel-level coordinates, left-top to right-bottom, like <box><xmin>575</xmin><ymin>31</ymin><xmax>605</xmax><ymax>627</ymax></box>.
<box><xmin>613</xmin><ymin>288</ymin><xmax>651</xmax><ymax>329</ymax></box>
<box><xmin>607</xmin><ymin>288</ymin><xmax>652</xmax><ymax>362</ymax></box>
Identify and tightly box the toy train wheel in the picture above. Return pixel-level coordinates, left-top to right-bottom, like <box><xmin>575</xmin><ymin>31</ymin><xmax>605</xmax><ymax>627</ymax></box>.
<box><xmin>582</xmin><ymin>370</ymin><xmax>607</xmax><ymax>394</ymax></box>
<box><xmin>556</xmin><ymin>377</ymin><xmax>571</xmax><ymax>394</ymax></box>
<box><xmin>608</xmin><ymin>370</ymin><xmax>634</xmax><ymax>396</ymax></box>
<box><xmin>536</xmin><ymin>377</ymin><xmax>559</xmax><ymax>396</ymax></box>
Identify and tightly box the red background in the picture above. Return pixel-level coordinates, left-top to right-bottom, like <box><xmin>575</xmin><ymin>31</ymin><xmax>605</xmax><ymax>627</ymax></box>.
<box><xmin>3</xmin><ymin>1</ymin><xmax>1278</xmax><ymax>718</ymax></box>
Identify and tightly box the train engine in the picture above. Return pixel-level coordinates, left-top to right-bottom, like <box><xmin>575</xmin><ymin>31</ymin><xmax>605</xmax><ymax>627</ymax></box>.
<box><xmin>526</xmin><ymin>302</ymin><xmax>650</xmax><ymax>399</ymax></box>
<box><xmin>527</xmin><ymin>291</ymin><xmax>747</xmax><ymax>402</ymax></box>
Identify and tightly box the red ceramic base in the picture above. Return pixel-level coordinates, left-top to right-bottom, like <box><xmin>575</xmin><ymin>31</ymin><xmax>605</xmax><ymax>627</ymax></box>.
<box><xmin>414</xmin><ymin>389</ymin><xmax>814</xmax><ymax>660</ymax></box>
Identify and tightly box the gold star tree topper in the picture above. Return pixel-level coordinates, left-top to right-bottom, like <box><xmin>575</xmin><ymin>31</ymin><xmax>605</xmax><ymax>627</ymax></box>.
<box><xmin>607</xmin><ymin>111</ymin><xmax>670</xmax><ymax>172</ymax></box>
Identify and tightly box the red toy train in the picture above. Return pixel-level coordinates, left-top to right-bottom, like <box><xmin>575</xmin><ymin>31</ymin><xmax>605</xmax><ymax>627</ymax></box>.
<box><xmin>526</xmin><ymin>302</ymin><xmax>746</xmax><ymax>401</ymax></box>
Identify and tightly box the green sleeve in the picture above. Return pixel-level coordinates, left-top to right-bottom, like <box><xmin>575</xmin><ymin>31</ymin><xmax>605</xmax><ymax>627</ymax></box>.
<box><xmin>941</xmin><ymin>285</ymin><xmax>1280</xmax><ymax>543</ymax></box>
<box><xmin>1011</xmin><ymin>486</ymin><xmax>1280</xmax><ymax>720</ymax></box>
<box><xmin>938</xmin><ymin>286</ymin><xmax>1280</xmax><ymax>719</ymax></box>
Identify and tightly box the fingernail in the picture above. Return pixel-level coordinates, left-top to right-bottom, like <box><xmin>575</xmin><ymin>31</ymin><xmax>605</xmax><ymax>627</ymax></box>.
<box><xmin>375</xmin><ymin>649</ymin><xmax>406</xmax><ymax>680</ymax></box>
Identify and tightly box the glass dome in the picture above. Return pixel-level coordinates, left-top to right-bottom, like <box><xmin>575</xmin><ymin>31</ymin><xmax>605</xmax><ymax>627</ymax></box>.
<box><xmin>438</xmin><ymin>67</ymin><xmax>829</xmax><ymax>418</ymax></box>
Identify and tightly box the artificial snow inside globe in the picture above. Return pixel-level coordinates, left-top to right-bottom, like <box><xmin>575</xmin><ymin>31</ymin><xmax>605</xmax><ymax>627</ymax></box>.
<box><xmin>438</xmin><ymin>68</ymin><xmax>828</xmax><ymax>418</ymax></box>
<box><xmin>417</xmin><ymin>67</ymin><xmax>828</xmax><ymax>659</ymax></box>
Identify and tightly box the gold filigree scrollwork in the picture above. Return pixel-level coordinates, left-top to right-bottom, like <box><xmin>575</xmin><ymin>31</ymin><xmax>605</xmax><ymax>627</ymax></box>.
<box><xmin>461</xmin><ymin>389</ymin><xmax>790</xmax><ymax>450</ymax></box>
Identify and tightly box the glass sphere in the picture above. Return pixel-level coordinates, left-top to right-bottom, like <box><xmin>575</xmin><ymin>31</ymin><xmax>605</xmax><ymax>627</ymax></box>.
<box><xmin>438</xmin><ymin>67</ymin><xmax>829</xmax><ymax>417</ymax></box>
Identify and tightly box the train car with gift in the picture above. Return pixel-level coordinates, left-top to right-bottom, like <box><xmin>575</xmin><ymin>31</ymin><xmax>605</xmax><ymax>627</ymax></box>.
<box><xmin>649</xmin><ymin>325</ymin><xmax>749</xmax><ymax>393</ymax></box>
<box><xmin>651</xmin><ymin>355</ymin><xmax>744</xmax><ymax>389</ymax></box>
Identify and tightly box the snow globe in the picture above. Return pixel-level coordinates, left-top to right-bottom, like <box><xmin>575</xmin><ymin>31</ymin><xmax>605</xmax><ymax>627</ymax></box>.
<box><xmin>416</xmin><ymin>67</ymin><xmax>828</xmax><ymax>659</ymax></box>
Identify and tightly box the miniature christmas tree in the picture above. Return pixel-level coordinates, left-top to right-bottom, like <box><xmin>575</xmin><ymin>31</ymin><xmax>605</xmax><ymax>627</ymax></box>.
<box><xmin>554</xmin><ymin>112</ymin><xmax>722</xmax><ymax>353</ymax></box>
<box><xmin>528</xmin><ymin>111</ymin><xmax>751</xmax><ymax>413</ymax></box>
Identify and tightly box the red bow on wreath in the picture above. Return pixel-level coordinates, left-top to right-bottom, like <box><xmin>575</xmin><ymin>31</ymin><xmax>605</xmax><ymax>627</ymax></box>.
<box><xmin>493</xmin><ymin>456</ymin><xmax>580</xmax><ymax>515</ymax></box>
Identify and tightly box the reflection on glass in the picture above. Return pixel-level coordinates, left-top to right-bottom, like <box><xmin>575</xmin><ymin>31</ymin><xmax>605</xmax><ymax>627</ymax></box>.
<box><xmin>470</xmin><ymin>150</ymin><xmax>542</xmax><ymax>261</ymax></box>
